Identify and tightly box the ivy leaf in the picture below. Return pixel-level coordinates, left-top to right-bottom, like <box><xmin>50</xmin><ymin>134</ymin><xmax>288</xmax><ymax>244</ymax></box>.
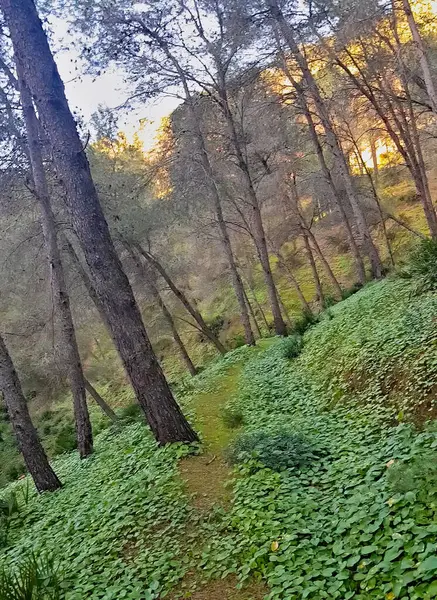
<box><xmin>419</xmin><ymin>556</ymin><xmax>437</xmax><ymax>572</ymax></box>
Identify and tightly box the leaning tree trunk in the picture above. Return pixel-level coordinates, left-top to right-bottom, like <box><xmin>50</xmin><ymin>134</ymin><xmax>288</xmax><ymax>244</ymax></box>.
<box><xmin>17</xmin><ymin>67</ymin><xmax>93</xmax><ymax>458</ymax></box>
<box><xmin>302</xmin><ymin>229</ymin><xmax>325</xmax><ymax>306</ymax></box>
<box><xmin>286</xmin><ymin>179</ymin><xmax>324</xmax><ymax>305</ymax></box>
<box><xmin>268</xmin><ymin>0</ymin><xmax>382</xmax><ymax>278</ymax></box>
<box><xmin>218</xmin><ymin>81</ymin><xmax>286</xmax><ymax>336</ymax></box>
<box><xmin>84</xmin><ymin>379</ymin><xmax>118</xmax><ymax>423</ymax></box>
<box><xmin>3</xmin><ymin>0</ymin><xmax>198</xmax><ymax>445</ymax></box>
<box><xmin>306</xmin><ymin>230</ymin><xmax>343</xmax><ymax>298</ymax></box>
<box><xmin>183</xmin><ymin>85</ymin><xmax>254</xmax><ymax>345</ymax></box>
<box><xmin>63</xmin><ymin>238</ymin><xmax>110</xmax><ymax>331</ymax></box>
<box><xmin>242</xmin><ymin>288</ymin><xmax>263</xmax><ymax>338</ymax></box>
<box><xmin>156</xmin><ymin>43</ymin><xmax>255</xmax><ymax>346</ymax></box>
<box><xmin>272</xmin><ymin>30</ymin><xmax>366</xmax><ymax>284</ymax></box>
<box><xmin>401</xmin><ymin>0</ymin><xmax>437</xmax><ymax>114</ymax></box>
<box><xmin>275</xmin><ymin>254</ymin><xmax>312</xmax><ymax>313</ymax></box>
<box><xmin>134</xmin><ymin>243</ymin><xmax>226</xmax><ymax>354</ymax></box>
<box><xmin>127</xmin><ymin>245</ymin><xmax>197</xmax><ymax>376</ymax></box>
<box><xmin>149</xmin><ymin>283</ymin><xmax>198</xmax><ymax>377</ymax></box>
<box><xmin>0</xmin><ymin>334</ymin><xmax>61</xmax><ymax>492</ymax></box>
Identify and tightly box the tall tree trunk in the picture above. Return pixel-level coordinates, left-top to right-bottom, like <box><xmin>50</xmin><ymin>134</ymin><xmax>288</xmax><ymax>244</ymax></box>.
<box><xmin>134</xmin><ymin>243</ymin><xmax>226</xmax><ymax>354</ymax></box>
<box><xmin>302</xmin><ymin>229</ymin><xmax>324</xmax><ymax>305</ymax></box>
<box><xmin>84</xmin><ymin>379</ymin><xmax>118</xmax><ymax>422</ymax></box>
<box><xmin>242</xmin><ymin>288</ymin><xmax>263</xmax><ymax>338</ymax></box>
<box><xmin>126</xmin><ymin>245</ymin><xmax>198</xmax><ymax>376</ymax></box>
<box><xmin>0</xmin><ymin>334</ymin><xmax>61</xmax><ymax>492</ymax></box>
<box><xmin>268</xmin><ymin>0</ymin><xmax>382</xmax><ymax>277</ymax></box>
<box><xmin>178</xmin><ymin>71</ymin><xmax>255</xmax><ymax>346</ymax></box>
<box><xmin>347</xmin><ymin>127</ymin><xmax>395</xmax><ymax>266</ymax></box>
<box><xmin>272</xmin><ymin>29</ymin><xmax>367</xmax><ymax>284</ymax></box>
<box><xmin>3</xmin><ymin>0</ymin><xmax>198</xmax><ymax>445</ymax></box>
<box><xmin>139</xmin><ymin>38</ymin><xmax>254</xmax><ymax>347</ymax></box>
<box><xmin>17</xmin><ymin>67</ymin><xmax>93</xmax><ymax>458</ymax></box>
<box><xmin>275</xmin><ymin>252</ymin><xmax>312</xmax><ymax>313</ymax></box>
<box><xmin>306</xmin><ymin>229</ymin><xmax>343</xmax><ymax>298</ymax></box>
<box><xmin>150</xmin><ymin>284</ymin><xmax>198</xmax><ymax>377</ymax></box>
<box><xmin>401</xmin><ymin>0</ymin><xmax>437</xmax><ymax>114</ymax></box>
<box><xmin>216</xmin><ymin>75</ymin><xmax>286</xmax><ymax>336</ymax></box>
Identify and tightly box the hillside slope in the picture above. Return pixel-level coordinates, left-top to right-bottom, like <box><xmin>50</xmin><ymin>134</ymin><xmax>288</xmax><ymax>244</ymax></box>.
<box><xmin>2</xmin><ymin>277</ymin><xmax>437</xmax><ymax>599</ymax></box>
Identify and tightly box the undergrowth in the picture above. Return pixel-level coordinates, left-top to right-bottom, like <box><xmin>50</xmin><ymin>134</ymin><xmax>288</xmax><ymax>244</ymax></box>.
<box><xmin>3</xmin><ymin>279</ymin><xmax>437</xmax><ymax>599</ymax></box>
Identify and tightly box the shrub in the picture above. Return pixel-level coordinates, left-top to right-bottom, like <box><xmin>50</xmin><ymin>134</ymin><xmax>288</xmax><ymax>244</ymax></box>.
<box><xmin>0</xmin><ymin>490</ymin><xmax>20</xmax><ymax>546</ymax></box>
<box><xmin>118</xmin><ymin>403</ymin><xmax>143</xmax><ymax>423</ymax></box>
<box><xmin>226</xmin><ymin>428</ymin><xmax>320</xmax><ymax>471</ymax></box>
<box><xmin>291</xmin><ymin>310</ymin><xmax>318</xmax><ymax>336</ymax></box>
<box><xmin>279</xmin><ymin>335</ymin><xmax>302</xmax><ymax>360</ymax></box>
<box><xmin>387</xmin><ymin>453</ymin><xmax>437</xmax><ymax>501</ymax></box>
<box><xmin>230</xmin><ymin>334</ymin><xmax>246</xmax><ymax>349</ymax></box>
<box><xmin>53</xmin><ymin>424</ymin><xmax>76</xmax><ymax>454</ymax></box>
<box><xmin>207</xmin><ymin>315</ymin><xmax>225</xmax><ymax>338</ymax></box>
<box><xmin>407</xmin><ymin>238</ymin><xmax>437</xmax><ymax>291</ymax></box>
<box><xmin>221</xmin><ymin>404</ymin><xmax>244</xmax><ymax>429</ymax></box>
<box><xmin>341</xmin><ymin>282</ymin><xmax>363</xmax><ymax>300</ymax></box>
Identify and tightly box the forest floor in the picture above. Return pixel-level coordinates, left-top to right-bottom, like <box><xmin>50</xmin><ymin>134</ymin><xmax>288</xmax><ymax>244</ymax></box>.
<box><xmin>3</xmin><ymin>277</ymin><xmax>437</xmax><ymax>600</ymax></box>
<box><xmin>174</xmin><ymin>355</ymin><xmax>269</xmax><ymax>599</ymax></box>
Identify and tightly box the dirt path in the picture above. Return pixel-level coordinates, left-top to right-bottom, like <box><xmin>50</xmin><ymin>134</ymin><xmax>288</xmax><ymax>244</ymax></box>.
<box><xmin>173</xmin><ymin>360</ymin><xmax>268</xmax><ymax>600</ymax></box>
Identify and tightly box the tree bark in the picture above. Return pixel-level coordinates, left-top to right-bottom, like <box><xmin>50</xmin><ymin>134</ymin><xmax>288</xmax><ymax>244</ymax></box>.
<box><xmin>126</xmin><ymin>244</ymin><xmax>198</xmax><ymax>376</ymax></box>
<box><xmin>17</xmin><ymin>66</ymin><xmax>93</xmax><ymax>458</ymax></box>
<box><xmin>242</xmin><ymin>288</ymin><xmax>263</xmax><ymax>338</ymax></box>
<box><xmin>275</xmin><ymin>252</ymin><xmax>312</xmax><ymax>313</ymax></box>
<box><xmin>170</xmin><ymin>60</ymin><xmax>255</xmax><ymax>346</ymax></box>
<box><xmin>0</xmin><ymin>333</ymin><xmax>61</xmax><ymax>492</ymax></box>
<box><xmin>134</xmin><ymin>243</ymin><xmax>227</xmax><ymax>354</ymax></box>
<box><xmin>272</xmin><ymin>28</ymin><xmax>367</xmax><ymax>284</ymax></box>
<box><xmin>84</xmin><ymin>379</ymin><xmax>118</xmax><ymax>422</ymax></box>
<box><xmin>401</xmin><ymin>0</ymin><xmax>437</xmax><ymax>114</ymax></box>
<box><xmin>268</xmin><ymin>0</ymin><xmax>382</xmax><ymax>277</ymax></box>
<box><xmin>306</xmin><ymin>229</ymin><xmax>343</xmax><ymax>298</ymax></box>
<box><xmin>218</xmin><ymin>81</ymin><xmax>287</xmax><ymax>336</ymax></box>
<box><xmin>3</xmin><ymin>0</ymin><xmax>198</xmax><ymax>445</ymax></box>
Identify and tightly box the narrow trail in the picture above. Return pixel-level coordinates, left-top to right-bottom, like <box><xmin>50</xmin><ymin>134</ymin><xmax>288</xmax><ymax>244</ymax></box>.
<box><xmin>174</xmin><ymin>355</ymin><xmax>268</xmax><ymax>600</ymax></box>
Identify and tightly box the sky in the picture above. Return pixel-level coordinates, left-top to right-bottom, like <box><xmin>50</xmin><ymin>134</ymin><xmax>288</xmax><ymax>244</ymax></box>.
<box><xmin>51</xmin><ymin>18</ymin><xmax>181</xmax><ymax>150</ymax></box>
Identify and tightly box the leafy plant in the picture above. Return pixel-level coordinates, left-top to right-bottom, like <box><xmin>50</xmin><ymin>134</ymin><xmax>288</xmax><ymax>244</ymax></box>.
<box><xmin>0</xmin><ymin>491</ymin><xmax>20</xmax><ymax>546</ymax></box>
<box><xmin>407</xmin><ymin>238</ymin><xmax>437</xmax><ymax>291</ymax></box>
<box><xmin>226</xmin><ymin>428</ymin><xmax>319</xmax><ymax>471</ymax></box>
<box><xmin>230</xmin><ymin>334</ymin><xmax>246</xmax><ymax>349</ymax></box>
<box><xmin>118</xmin><ymin>403</ymin><xmax>143</xmax><ymax>423</ymax></box>
<box><xmin>206</xmin><ymin>315</ymin><xmax>225</xmax><ymax>338</ymax></box>
<box><xmin>387</xmin><ymin>453</ymin><xmax>437</xmax><ymax>501</ymax></box>
<box><xmin>221</xmin><ymin>404</ymin><xmax>244</xmax><ymax>429</ymax></box>
<box><xmin>52</xmin><ymin>425</ymin><xmax>76</xmax><ymax>455</ymax></box>
<box><xmin>279</xmin><ymin>335</ymin><xmax>302</xmax><ymax>359</ymax></box>
<box><xmin>291</xmin><ymin>309</ymin><xmax>318</xmax><ymax>336</ymax></box>
<box><xmin>340</xmin><ymin>281</ymin><xmax>363</xmax><ymax>300</ymax></box>
<box><xmin>0</xmin><ymin>554</ymin><xmax>61</xmax><ymax>600</ymax></box>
